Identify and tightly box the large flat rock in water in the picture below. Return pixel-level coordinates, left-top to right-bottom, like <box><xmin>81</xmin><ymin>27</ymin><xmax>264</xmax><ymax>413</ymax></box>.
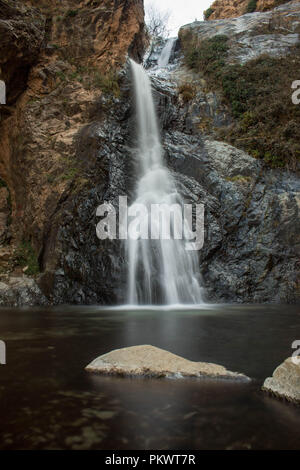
<box><xmin>85</xmin><ymin>345</ymin><xmax>249</xmax><ymax>380</ymax></box>
<box><xmin>262</xmin><ymin>357</ymin><xmax>300</xmax><ymax>404</ymax></box>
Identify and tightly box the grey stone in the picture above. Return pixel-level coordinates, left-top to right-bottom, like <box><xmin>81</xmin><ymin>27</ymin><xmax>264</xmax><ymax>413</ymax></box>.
<box><xmin>0</xmin><ymin>276</ymin><xmax>49</xmax><ymax>307</ymax></box>
<box><xmin>86</xmin><ymin>345</ymin><xmax>249</xmax><ymax>380</ymax></box>
<box><xmin>262</xmin><ymin>357</ymin><xmax>300</xmax><ymax>403</ymax></box>
<box><xmin>180</xmin><ymin>1</ymin><xmax>300</xmax><ymax>65</ymax></box>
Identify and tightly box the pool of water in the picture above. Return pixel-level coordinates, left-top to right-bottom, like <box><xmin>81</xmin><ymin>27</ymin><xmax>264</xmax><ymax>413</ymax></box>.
<box><xmin>0</xmin><ymin>304</ymin><xmax>299</xmax><ymax>449</ymax></box>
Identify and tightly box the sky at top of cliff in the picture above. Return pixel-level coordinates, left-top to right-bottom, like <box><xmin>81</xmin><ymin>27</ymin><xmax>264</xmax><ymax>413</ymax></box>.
<box><xmin>144</xmin><ymin>0</ymin><xmax>213</xmax><ymax>35</ymax></box>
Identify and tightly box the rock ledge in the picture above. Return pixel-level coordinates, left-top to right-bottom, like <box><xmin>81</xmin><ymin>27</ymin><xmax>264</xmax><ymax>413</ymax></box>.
<box><xmin>85</xmin><ymin>345</ymin><xmax>249</xmax><ymax>380</ymax></box>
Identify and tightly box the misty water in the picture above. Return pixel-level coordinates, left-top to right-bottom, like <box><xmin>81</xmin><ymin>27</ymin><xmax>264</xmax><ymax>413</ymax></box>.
<box><xmin>0</xmin><ymin>305</ymin><xmax>299</xmax><ymax>449</ymax></box>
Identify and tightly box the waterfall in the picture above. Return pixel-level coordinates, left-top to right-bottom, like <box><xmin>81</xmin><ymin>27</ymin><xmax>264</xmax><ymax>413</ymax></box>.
<box><xmin>157</xmin><ymin>38</ymin><xmax>176</xmax><ymax>68</ymax></box>
<box><xmin>127</xmin><ymin>59</ymin><xmax>203</xmax><ymax>305</ymax></box>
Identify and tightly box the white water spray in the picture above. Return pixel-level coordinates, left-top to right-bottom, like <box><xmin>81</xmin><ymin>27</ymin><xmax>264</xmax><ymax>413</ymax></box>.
<box><xmin>157</xmin><ymin>38</ymin><xmax>176</xmax><ymax>68</ymax></box>
<box><xmin>127</xmin><ymin>59</ymin><xmax>203</xmax><ymax>305</ymax></box>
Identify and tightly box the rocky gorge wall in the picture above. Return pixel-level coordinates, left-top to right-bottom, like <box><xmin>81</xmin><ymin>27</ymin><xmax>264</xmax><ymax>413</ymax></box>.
<box><xmin>0</xmin><ymin>0</ymin><xmax>146</xmax><ymax>304</ymax></box>
<box><xmin>176</xmin><ymin>1</ymin><xmax>300</xmax><ymax>303</ymax></box>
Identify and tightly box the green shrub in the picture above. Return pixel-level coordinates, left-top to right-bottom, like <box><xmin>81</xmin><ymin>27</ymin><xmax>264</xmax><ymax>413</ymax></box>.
<box><xmin>223</xmin><ymin>54</ymin><xmax>300</xmax><ymax>169</ymax></box>
<box><xmin>15</xmin><ymin>241</ymin><xmax>40</xmax><ymax>275</ymax></box>
<box><xmin>56</xmin><ymin>71</ymin><xmax>67</xmax><ymax>82</ymax></box>
<box><xmin>221</xmin><ymin>65</ymin><xmax>255</xmax><ymax>117</ymax></box>
<box><xmin>60</xmin><ymin>167</ymin><xmax>79</xmax><ymax>181</ymax></box>
<box><xmin>263</xmin><ymin>152</ymin><xmax>285</xmax><ymax>168</ymax></box>
<box><xmin>54</xmin><ymin>64</ymin><xmax>120</xmax><ymax>96</ymax></box>
<box><xmin>92</xmin><ymin>71</ymin><xmax>120</xmax><ymax>97</ymax></box>
<box><xmin>0</xmin><ymin>178</ymin><xmax>7</xmax><ymax>188</ymax></box>
<box><xmin>204</xmin><ymin>8</ymin><xmax>215</xmax><ymax>20</ymax></box>
<box><xmin>47</xmin><ymin>174</ymin><xmax>55</xmax><ymax>184</ymax></box>
<box><xmin>240</xmin><ymin>111</ymin><xmax>257</xmax><ymax>130</ymax></box>
<box><xmin>183</xmin><ymin>35</ymin><xmax>229</xmax><ymax>78</ymax></box>
<box><xmin>65</xmin><ymin>9</ymin><xmax>78</xmax><ymax>18</ymax></box>
<box><xmin>246</xmin><ymin>0</ymin><xmax>257</xmax><ymax>13</ymax></box>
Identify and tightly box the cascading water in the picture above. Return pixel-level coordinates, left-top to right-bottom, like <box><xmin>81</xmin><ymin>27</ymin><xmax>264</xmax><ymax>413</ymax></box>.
<box><xmin>157</xmin><ymin>38</ymin><xmax>176</xmax><ymax>68</ymax></box>
<box><xmin>127</xmin><ymin>59</ymin><xmax>203</xmax><ymax>305</ymax></box>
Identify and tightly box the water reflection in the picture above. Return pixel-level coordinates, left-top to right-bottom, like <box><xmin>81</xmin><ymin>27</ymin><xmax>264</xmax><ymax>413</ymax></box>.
<box><xmin>0</xmin><ymin>305</ymin><xmax>299</xmax><ymax>449</ymax></box>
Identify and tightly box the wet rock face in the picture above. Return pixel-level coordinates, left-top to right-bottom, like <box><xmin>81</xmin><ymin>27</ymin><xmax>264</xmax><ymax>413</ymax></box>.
<box><xmin>37</xmin><ymin>70</ymin><xmax>136</xmax><ymax>305</ymax></box>
<box><xmin>0</xmin><ymin>276</ymin><xmax>49</xmax><ymax>307</ymax></box>
<box><xmin>180</xmin><ymin>1</ymin><xmax>300</xmax><ymax>64</ymax></box>
<box><xmin>165</xmin><ymin>135</ymin><xmax>300</xmax><ymax>303</ymax></box>
<box><xmin>162</xmin><ymin>94</ymin><xmax>298</xmax><ymax>307</ymax></box>
<box><xmin>173</xmin><ymin>1</ymin><xmax>300</xmax><ymax>303</ymax></box>
<box><xmin>143</xmin><ymin>44</ymin><xmax>300</xmax><ymax>304</ymax></box>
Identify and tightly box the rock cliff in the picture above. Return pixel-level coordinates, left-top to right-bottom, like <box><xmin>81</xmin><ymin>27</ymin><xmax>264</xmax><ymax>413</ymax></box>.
<box><xmin>204</xmin><ymin>0</ymin><xmax>294</xmax><ymax>20</ymax></box>
<box><xmin>0</xmin><ymin>0</ymin><xmax>146</xmax><ymax>305</ymax></box>
<box><xmin>176</xmin><ymin>2</ymin><xmax>300</xmax><ymax>302</ymax></box>
<box><xmin>179</xmin><ymin>1</ymin><xmax>300</xmax><ymax>169</ymax></box>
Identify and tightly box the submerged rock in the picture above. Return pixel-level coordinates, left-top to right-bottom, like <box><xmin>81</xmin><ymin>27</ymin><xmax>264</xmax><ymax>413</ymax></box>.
<box><xmin>262</xmin><ymin>357</ymin><xmax>300</xmax><ymax>404</ymax></box>
<box><xmin>85</xmin><ymin>345</ymin><xmax>249</xmax><ymax>380</ymax></box>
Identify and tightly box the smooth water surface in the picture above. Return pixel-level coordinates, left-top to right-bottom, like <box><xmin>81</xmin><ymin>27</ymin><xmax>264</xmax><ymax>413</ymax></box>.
<box><xmin>0</xmin><ymin>304</ymin><xmax>299</xmax><ymax>449</ymax></box>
